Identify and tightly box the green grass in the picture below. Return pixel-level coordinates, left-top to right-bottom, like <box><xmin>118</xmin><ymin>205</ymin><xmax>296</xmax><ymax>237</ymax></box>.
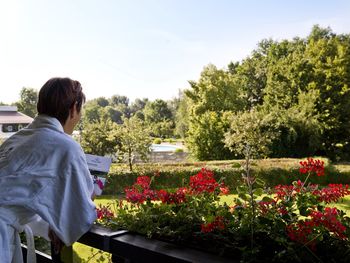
<box><xmin>73</xmin><ymin>243</ymin><xmax>111</xmax><ymax>263</ymax></box>
<box><xmin>332</xmin><ymin>196</ymin><xmax>350</xmax><ymax>216</ymax></box>
<box><xmin>73</xmin><ymin>197</ymin><xmax>117</xmax><ymax>262</ymax></box>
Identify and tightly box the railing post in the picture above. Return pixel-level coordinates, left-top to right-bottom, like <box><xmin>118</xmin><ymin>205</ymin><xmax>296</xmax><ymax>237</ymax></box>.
<box><xmin>111</xmin><ymin>254</ymin><xmax>131</xmax><ymax>263</ymax></box>
<box><xmin>51</xmin><ymin>244</ymin><xmax>73</xmax><ymax>263</ymax></box>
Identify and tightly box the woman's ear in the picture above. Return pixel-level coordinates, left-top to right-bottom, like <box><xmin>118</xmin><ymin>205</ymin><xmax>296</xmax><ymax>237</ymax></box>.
<box><xmin>70</xmin><ymin>104</ymin><xmax>77</xmax><ymax>119</ymax></box>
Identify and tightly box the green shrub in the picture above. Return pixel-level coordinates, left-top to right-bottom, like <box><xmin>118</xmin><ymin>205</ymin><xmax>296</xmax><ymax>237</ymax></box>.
<box><xmin>153</xmin><ymin>138</ymin><xmax>162</xmax><ymax>144</ymax></box>
<box><xmin>103</xmin><ymin>158</ymin><xmax>350</xmax><ymax>195</ymax></box>
<box><xmin>174</xmin><ymin>148</ymin><xmax>184</xmax><ymax>153</ymax></box>
<box><xmin>231</xmin><ymin>162</ymin><xmax>241</xmax><ymax>168</ymax></box>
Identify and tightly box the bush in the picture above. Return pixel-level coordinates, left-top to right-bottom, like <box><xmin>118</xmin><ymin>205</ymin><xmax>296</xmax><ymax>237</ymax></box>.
<box><xmin>103</xmin><ymin>158</ymin><xmax>349</xmax><ymax>195</ymax></box>
<box><xmin>153</xmin><ymin>138</ymin><xmax>162</xmax><ymax>144</ymax></box>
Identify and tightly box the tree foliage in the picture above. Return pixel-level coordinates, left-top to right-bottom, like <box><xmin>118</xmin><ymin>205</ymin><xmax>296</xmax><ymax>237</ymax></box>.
<box><xmin>144</xmin><ymin>99</ymin><xmax>174</xmax><ymax>138</ymax></box>
<box><xmin>186</xmin><ymin>111</ymin><xmax>232</xmax><ymax>160</ymax></box>
<box><xmin>80</xmin><ymin>118</ymin><xmax>119</xmax><ymax>156</ymax></box>
<box><xmin>175</xmin><ymin>91</ymin><xmax>190</xmax><ymax>138</ymax></box>
<box><xmin>224</xmin><ymin>110</ymin><xmax>277</xmax><ymax>158</ymax></box>
<box><xmin>115</xmin><ymin>116</ymin><xmax>152</xmax><ymax>171</ymax></box>
<box><xmin>185</xmin><ymin>64</ymin><xmax>244</xmax><ymax>115</ymax></box>
<box><xmin>12</xmin><ymin>25</ymin><xmax>347</xmax><ymax>162</ymax></box>
<box><xmin>185</xmin><ymin>25</ymin><xmax>350</xmax><ymax>161</ymax></box>
<box><xmin>16</xmin><ymin>87</ymin><xmax>38</xmax><ymax>117</ymax></box>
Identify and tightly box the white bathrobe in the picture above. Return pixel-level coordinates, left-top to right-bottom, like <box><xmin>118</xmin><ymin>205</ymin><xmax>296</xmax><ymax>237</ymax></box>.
<box><xmin>0</xmin><ymin>115</ymin><xmax>97</xmax><ymax>262</ymax></box>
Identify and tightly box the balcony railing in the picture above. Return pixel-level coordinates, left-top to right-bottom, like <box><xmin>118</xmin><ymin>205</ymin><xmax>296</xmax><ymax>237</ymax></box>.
<box><xmin>22</xmin><ymin>225</ymin><xmax>236</xmax><ymax>263</ymax></box>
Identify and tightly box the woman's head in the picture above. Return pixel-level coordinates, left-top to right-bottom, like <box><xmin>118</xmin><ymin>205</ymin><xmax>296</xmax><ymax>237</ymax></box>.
<box><xmin>37</xmin><ymin>77</ymin><xmax>86</xmax><ymax>125</ymax></box>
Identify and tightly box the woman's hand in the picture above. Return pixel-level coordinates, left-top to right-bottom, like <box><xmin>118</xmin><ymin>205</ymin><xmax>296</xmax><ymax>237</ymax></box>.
<box><xmin>48</xmin><ymin>228</ymin><xmax>64</xmax><ymax>254</ymax></box>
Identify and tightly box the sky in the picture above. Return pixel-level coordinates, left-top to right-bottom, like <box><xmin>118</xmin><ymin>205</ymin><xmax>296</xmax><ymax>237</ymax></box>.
<box><xmin>0</xmin><ymin>0</ymin><xmax>349</xmax><ymax>104</ymax></box>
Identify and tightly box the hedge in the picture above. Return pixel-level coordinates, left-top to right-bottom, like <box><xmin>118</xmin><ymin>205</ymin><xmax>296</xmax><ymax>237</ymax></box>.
<box><xmin>102</xmin><ymin>158</ymin><xmax>350</xmax><ymax>195</ymax></box>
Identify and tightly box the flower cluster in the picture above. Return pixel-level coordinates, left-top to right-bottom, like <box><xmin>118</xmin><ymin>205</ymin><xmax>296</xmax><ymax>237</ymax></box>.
<box><xmin>96</xmin><ymin>205</ymin><xmax>114</xmax><ymax>220</ymax></box>
<box><xmin>274</xmin><ymin>184</ymin><xmax>297</xmax><ymax>200</ymax></box>
<box><xmin>299</xmin><ymin>157</ymin><xmax>325</xmax><ymax>176</ymax></box>
<box><xmin>125</xmin><ymin>168</ymin><xmax>229</xmax><ymax>204</ymax></box>
<box><xmin>310</xmin><ymin>208</ymin><xmax>347</xmax><ymax>239</ymax></box>
<box><xmin>313</xmin><ymin>184</ymin><xmax>350</xmax><ymax>203</ymax></box>
<box><xmin>258</xmin><ymin>200</ymin><xmax>276</xmax><ymax>215</ymax></box>
<box><xmin>125</xmin><ymin>175</ymin><xmax>158</xmax><ymax>203</ymax></box>
<box><xmin>157</xmin><ymin>187</ymin><xmax>187</xmax><ymax>204</ymax></box>
<box><xmin>135</xmin><ymin>176</ymin><xmax>151</xmax><ymax>189</ymax></box>
<box><xmin>287</xmin><ymin>207</ymin><xmax>347</xmax><ymax>248</ymax></box>
<box><xmin>201</xmin><ymin>216</ymin><xmax>226</xmax><ymax>233</ymax></box>
<box><xmin>189</xmin><ymin>168</ymin><xmax>219</xmax><ymax>194</ymax></box>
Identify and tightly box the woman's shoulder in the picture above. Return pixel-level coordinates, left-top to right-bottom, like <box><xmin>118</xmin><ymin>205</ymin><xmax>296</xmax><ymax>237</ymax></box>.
<box><xmin>55</xmin><ymin>132</ymin><xmax>84</xmax><ymax>155</ymax></box>
<box><xmin>27</xmin><ymin>127</ymin><xmax>84</xmax><ymax>158</ymax></box>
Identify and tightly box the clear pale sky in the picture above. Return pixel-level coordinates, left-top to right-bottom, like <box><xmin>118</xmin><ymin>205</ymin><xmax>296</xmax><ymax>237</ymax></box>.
<box><xmin>0</xmin><ymin>0</ymin><xmax>349</xmax><ymax>104</ymax></box>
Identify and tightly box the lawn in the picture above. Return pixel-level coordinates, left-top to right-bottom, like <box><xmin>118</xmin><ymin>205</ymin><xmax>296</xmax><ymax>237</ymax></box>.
<box><xmin>72</xmin><ymin>196</ymin><xmax>118</xmax><ymax>262</ymax></box>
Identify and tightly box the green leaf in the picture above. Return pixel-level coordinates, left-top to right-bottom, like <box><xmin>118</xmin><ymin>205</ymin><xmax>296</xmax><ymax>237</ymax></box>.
<box><xmin>253</xmin><ymin>188</ymin><xmax>264</xmax><ymax>196</ymax></box>
<box><xmin>299</xmin><ymin>206</ymin><xmax>308</xmax><ymax>216</ymax></box>
<box><xmin>261</xmin><ymin>196</ymin><xmax>274</xmax><ymax>203</ymax></box>
<box><xmin>238</xmin><ymin>193</ymin><xmax>249</xmax><ymax>201</ymax></box>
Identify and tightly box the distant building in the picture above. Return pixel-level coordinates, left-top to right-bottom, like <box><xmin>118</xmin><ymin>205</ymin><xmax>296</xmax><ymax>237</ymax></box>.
<box><xmin>0</xmin><ymin>106</ymin><xmax>33</xmax><ymax>139</ymax></box>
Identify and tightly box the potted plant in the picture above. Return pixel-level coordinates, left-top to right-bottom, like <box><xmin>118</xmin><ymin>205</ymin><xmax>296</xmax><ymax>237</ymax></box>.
<box><xmin>97</xmin><ymin>158</ymin><xmax>350</xmax><ymax>262</ymax></box>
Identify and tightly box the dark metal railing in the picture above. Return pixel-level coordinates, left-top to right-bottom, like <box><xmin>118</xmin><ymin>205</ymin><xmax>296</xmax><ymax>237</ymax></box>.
<box><xmin>23</xmin><ymin>225</ymin><xmax>235</xmax><ymax>263</ymax></box>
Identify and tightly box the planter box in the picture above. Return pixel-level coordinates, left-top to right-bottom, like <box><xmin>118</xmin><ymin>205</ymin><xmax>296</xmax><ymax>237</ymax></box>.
<box><xmin>53</xmin><ymin>225</ymin><xmax>236</xmax><ymax>263</ymax></box>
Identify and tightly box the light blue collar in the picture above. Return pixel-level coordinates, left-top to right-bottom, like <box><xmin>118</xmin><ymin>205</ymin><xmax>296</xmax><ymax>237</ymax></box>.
<box><xmin>28</xmin><ymin>114</ymin><xmax>64</xmax><ymax>133</ymax></box>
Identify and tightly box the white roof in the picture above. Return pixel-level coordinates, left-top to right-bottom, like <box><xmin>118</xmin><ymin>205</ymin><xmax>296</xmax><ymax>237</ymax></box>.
<box><xmin>0</xmin><ymin>106</ymin><xmax>18</xmax><ymax>112</ymax></box>
<box><xmin>0</xmin><ymin>106</ymin><xmax>33</xmax><ymax>124</ymax></box>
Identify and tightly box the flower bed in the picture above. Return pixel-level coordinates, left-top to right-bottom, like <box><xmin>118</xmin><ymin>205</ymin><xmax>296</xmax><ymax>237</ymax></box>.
<box><xmin>103</xmin><ymin>158</ymin><xmax>350</xmax><ymax>195</ymax></box>
<box><xmin>97</xmin><ymin>158</ymin><xmax>350</xmax><ymax>262</ymax></box>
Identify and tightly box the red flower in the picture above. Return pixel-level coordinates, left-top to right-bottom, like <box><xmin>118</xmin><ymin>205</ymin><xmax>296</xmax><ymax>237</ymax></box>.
<box><xmin>158</xmin><ymin>189</ymin><xmax>170</xmax><ymax>203</ymax></box>
<box><xmin>96</xmin><ymin>206</ymin><xmax>114</xmax><ymax>220</ymax></box>
<box><xmin>201</xmin><ymin>216</ymin><xmax>226</xmax><ymax>233</ymax></box>
<box><xmin>125</xmin><ymin>187</ymin><xmax>146</xmax><ymax>203</ymax></box>
<box><xmin>136</xmin><ymin>176</ymin><xmax>151</xmax><ymax>189</ymax></box>
<box><xmin>219</xmin><ymin>186</ymin><xmax>230</xmax><ymax>195</ymax></box>
<box><xmin>299</xmin><ymin>158</ymin><xmax>325</xmax><ymax>176</ymax></box>
<box><xmin>310</xmin><ymin>208</ymin><xmax>347</xmax><ymax>239</ymax></box>
<box><xmin>201</xmin><ymin>222</ymin><xmax>214</xmax><ymax>233</ymax></box>
<box><xmin>124</xmin><ymin>176</ymin><xmax>157</xmax><ymax>203</ymax></box>
<box><xmin>313</xmin><ymin>184</ymin><xmax>350</xmax><ymax>204</ymax></box>
<box><xmin>287</xmin><ymin>207</ymin><xmax>347</xmax><ymax>248</ymax></box>
<box><xmin>274</xmin><ymin>184</ymin><xmax>295</xmax><ymax>200</ymax></box>
<box><xmin>189</xmin><ymin>168</ymin><xmax>219</xmax><ymax>194</ymax></box>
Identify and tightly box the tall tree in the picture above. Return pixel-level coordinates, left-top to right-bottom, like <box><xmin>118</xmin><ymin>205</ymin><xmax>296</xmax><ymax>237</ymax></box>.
<box><xmin>144</xmin><ymin>99</ymin><xmax>174</xmax><ymax>137</ymax></box>
<box><xmin>305</xmin><ymin>26</ymin><xmax>350</xmax><ymax>160</ymax></box>
<box><xmin>82</xmin><ymin>101</ymin><xmax>102</xmax><ymax>123</ymax></box>
<box><xmin>80</xmin><ymin>118</ymin><xmax>119</xmax><ymax>156</ymax></box>
<box><xmin>184</xmin><ymin>64</ymin><xmax>244</xmax><ymax>160</ymax></box>
<box><xmin>16</xmin><ymin>87</ymin><xmax>38</xmax><ymax>117</ymax></box>
<box><xmin>185</xmin><ymin>64</ymin><xmax>244</xmax><ymax>115</ymax></box>
<box><xmin>110</xmin><ymin>95</ymin><xmax>129</xmax><ymax>107</ymax></box>
<box><xmin>175</xmin><ymin>91</ymin><xmax>190</xmax><ymax>138</ymax></box>
<box><xmin>115</xmin><ymin>116</ymin><xmax>152</xmax><ymax>171</ymax></box>
<box><xmin>224</xmin><ymin>110</ymin><xmax>277</xmax><ymax>158</ymax></box>
<box><xmin>130</xmin><ymin>98</ymin><xmax>148</xmax><ymax>113</ymax></box>
<box><xmin>186</xmin><ymin>111</ymin><xmax>232</xmax><ymax>160</ymax></box>
<box><xmin>94</xmin><ymin>97</ymin><xmax>109</xmax><ymax>107</ymax></box>
<box><xmin>233</xmin><ymin>39</ymin><xmax>272</xmax><ymax>110</ymax></box>
<box><xmin>101</xmin><ymin>106</ymin><xmax>123</xmax><ymax>124</ymax></box>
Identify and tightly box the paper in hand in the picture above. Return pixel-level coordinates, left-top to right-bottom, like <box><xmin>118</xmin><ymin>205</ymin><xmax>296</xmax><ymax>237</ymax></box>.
<box><xmin>85</xmin><ymin>154</ymin><xmax>112</xmax><ymax>196</ymax></box>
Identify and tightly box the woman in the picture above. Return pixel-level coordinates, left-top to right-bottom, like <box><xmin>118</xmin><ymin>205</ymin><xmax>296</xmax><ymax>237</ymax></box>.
<box><xmin>0</xmin><ymin>77</ymin><xmax>96</xmax><ymax>262</ymax></box>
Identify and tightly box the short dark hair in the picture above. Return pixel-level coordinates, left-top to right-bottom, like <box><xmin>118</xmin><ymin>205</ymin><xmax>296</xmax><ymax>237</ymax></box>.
<box><xmin>37</xmin><ymin>77</ymin><xmax>86</xmax><ymax>125</ymax></box>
